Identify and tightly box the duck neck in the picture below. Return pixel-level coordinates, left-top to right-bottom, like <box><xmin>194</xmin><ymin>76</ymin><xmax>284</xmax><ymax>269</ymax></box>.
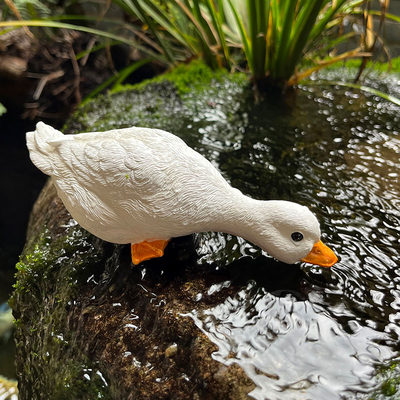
<box><xmin>208</xmin><ymin>189</ymin><xmax>273</xmax><ymax>249</ymax></box>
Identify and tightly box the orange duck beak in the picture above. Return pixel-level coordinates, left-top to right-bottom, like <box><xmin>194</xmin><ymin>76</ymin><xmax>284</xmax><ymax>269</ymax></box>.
<box><xmin>301</xmin><ymin>240</ymin><xmax>338</xmax><ymax>267</ymax></box>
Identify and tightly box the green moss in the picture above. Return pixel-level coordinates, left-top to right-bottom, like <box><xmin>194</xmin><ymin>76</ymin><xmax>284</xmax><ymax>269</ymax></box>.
<box><xmin>68</xmin><ymin>58</ymin><xmax>399</xmax><ymax>138</ymax></box>
<box><xmin>115</xmin><ymin>57</ymin><xmax>399</xmax><ymax>100</ymax></box>
<box><xmin>371</xmin><ymin>57</ymin><xmax>400</xmax><ymax>73</ymax></box>
<box><xmin>11</xmin><ymin>225</ymin><xmax>111</xmax><ymax>400</ymax></box>
<box><xmin>111</xmin><ymin>60</ymin><xmax>246</xmax><ymax>96</ymax></box>
<box><xmin>113</xmin><ymin>57</ymin><xmax>399</xmax><ymax>101</ymax></box>
<box><xmin>370</xmin><ymin>362</ymin><xmax>400</xmax><ymax>400</ymax></box>
<box><xmin>381</xmin><ymin>379</ymin><xmax>397</xmax><ymax>396</ymax></box>
<box><xmin>65</xmin><ymin>59</ymin><xmax>249</xmax><ymax>140</ymax></box>
<box><xmin>12</xmin><ymin>226</ymin><xmax>101</xmax><ymax>300</ymax></box>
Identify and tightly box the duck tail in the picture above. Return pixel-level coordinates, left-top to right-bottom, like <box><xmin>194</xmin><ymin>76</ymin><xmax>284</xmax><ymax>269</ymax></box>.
<box><xmin>26</xmin><ymin>121</ymin><xmax>64</xmax><ymax>176</ymax></box>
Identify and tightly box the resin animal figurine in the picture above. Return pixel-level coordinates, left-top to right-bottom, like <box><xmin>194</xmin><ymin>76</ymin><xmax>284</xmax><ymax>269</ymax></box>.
<box><xmin>26</xmin><ymin>122</ymin><xmax>338</xmax><ymax>267</ymax></box>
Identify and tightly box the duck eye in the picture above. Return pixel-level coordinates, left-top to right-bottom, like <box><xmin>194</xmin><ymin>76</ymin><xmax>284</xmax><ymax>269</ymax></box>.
<box><xmin>291</xmin><ymin>232</ymin><xmax>304</xmax><ymax>242</ymax></box>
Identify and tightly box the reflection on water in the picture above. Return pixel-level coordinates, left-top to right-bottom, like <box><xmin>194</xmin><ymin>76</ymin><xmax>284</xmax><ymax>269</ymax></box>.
<box><xmin>176</xmin><ymin>71</ymin><xmax>400</xmax><ymax>399</ymax></box>
<box><xmin>190</xmin><ymin>284</ymin><xmax>394</xmax><ymax>400</ymax></box>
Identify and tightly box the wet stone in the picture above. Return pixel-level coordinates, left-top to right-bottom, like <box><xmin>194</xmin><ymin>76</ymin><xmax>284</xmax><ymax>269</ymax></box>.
<box><xmin>12</xmin><ymin>61</ymin><xmax>400</xmax><ymax>399</ymax></box>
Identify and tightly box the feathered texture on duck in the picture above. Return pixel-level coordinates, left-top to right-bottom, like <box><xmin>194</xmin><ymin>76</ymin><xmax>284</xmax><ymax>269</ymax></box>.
<box><xmin>27</xmin><ymin>122</ymin><xmax>337</xmax><ymax>267</ymax></box>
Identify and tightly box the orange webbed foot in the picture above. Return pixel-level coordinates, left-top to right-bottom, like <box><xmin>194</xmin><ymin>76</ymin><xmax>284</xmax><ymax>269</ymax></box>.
<box><xmin>131</xmin><ymin>240</ymin><xmax>169</xmax><ymax>265</ymax></box>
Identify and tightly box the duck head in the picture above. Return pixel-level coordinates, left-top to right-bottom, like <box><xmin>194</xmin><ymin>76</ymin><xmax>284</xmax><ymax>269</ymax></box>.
<box><xmin>249</xmin><ymin>200</ymin><xmax>338</xmax><ymax>267</ymax></box>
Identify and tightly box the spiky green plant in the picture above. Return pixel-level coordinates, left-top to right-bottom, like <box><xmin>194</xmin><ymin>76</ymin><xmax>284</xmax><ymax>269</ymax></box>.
<box><xmin>106</xmin><ymin>0</ymin><xmax>393</xmax><ymax>89</ymax></box>
<box><xmin>1</xmin><ymin>0</ymin><xmax>398</xmax><ymax>94</ymax></box>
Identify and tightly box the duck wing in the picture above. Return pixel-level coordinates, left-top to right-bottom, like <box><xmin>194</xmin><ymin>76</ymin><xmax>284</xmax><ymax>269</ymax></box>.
<box><xmin>27</xmin><ymin>123</ymin><xmax>231</xmax><ymax>217</ymax></box>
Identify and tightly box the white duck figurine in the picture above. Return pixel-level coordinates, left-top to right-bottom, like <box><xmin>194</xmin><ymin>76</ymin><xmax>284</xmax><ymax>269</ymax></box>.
<box><xmin>26</xmin><ymin>122</ymin><xmax>337</xmax><ymax>267</ymax></box>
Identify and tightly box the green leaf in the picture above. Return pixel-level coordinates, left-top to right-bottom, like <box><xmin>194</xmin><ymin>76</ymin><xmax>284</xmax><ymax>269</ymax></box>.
<box><xmin>226</xmin><ymin>0</ymin><xmax>252</xmax><ymax>71</ymax></box>
<box><xmin>0</xmin><ymin>102</ymin><xmax>6</xmax><ymax>116</ymax></box>
<box><xmin>274</xmin><ymin>0</ymin><xmax>297</xmax><ymax>77</ymax></box>
<box><xmin>205</xmin><ymin>0</ymin><xmax>230</xmax><ymax>67</ymax></box>
<box><xmin>0</xmin><ymin>19</ymin><xmax>165</xmax><ymax>61</ymax></box>
<box><xmin>284</xmin><ymin>0</ymin><xmax>325</xmax><ymax>78</ymax></box>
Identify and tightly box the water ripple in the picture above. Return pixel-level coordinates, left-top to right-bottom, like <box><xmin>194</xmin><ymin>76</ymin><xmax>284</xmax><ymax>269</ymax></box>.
<box><xmin>189</xmin><ymin>282</ymin><xmax>394</xmax><ymax>400</ymax></box>
<box><xmin>182</xmin><ymin>77</ymin><xmax>400</xmax><ymax>399</ymax></box>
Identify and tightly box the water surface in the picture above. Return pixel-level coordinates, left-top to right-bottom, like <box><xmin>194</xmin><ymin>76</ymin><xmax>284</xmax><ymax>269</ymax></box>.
<box><xmin>171</xmin><ymin>70</ymin><xmax>400</xmax><ymax>399</ymax></box>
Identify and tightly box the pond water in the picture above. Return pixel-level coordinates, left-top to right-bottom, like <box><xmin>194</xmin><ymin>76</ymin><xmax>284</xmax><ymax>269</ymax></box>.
<box><xmin>170</xmin><ymin>69</ymin><xmax>400</xmax><ymax>399</ymax></box>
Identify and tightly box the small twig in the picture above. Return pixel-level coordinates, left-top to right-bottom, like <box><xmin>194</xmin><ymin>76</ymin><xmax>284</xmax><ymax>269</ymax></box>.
<box><xmin>354</xmin><ymin>0</ymin><xmax>388</xmax><ymax>83</ymax></box>
<box><xmin>51</xmin><ymin>81</ymin><xmax>72</xmax><ymax>96</ymax></box>
<box><xmin>25</xmin><ymin>72</ymin><xmax>48</xmax><ymax>79</ymax></box>
<box><xmin>23</xmin><ymin>102</ymin><xmax>40</xmax><ymax>109</ymax></box>
<box><xmin>69</xmin><ymin>46</ymin><xmax>82</xmax><ymax>104</ymax></box>
<box><xmin>23</xmin><ymin>101</ymin><xmax>66</xmax><ymax>119</ymax></box>
<box><xmin>105</xmin><ymin>43</ymin><xmax>117</xmax><ymax>74</ymax></box>
<box><xmin>33</xmin><ymin>70</ymin><xmax>65</xmax><ymax>100</ymax></box>
<box><xmin>98</xmin><ymin>0</ymin><xmax>112</xmax><ymax>21</ymax></box>
<box><xmin>59</xmin><ymin>85</ymin><xmax>75</xmax><ymax>101</ymax></box>
<box><xmin>4</xmin><ymin>0</ymin><xmax>34</xmax><ymax>39</ymax></box>
<box><xmin>41</xmin><ymin>47</ymin><xmax>56</xmax><ymax>64</ymax></box>
<box><xmin>80</xmin><ymin>37</ymin><xmax>97</xmax><ymax>67</ymax></box>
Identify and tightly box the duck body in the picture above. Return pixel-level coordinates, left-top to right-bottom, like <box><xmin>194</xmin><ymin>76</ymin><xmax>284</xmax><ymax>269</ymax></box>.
<box><xmin>27</xmin><ymin>123</ymin><xmax>240</xmax><ymax>244</ymax></box>
<box><xmin>26</xmin><ymin>122</ymin><xmax>337</xmax><ymax>267</ymax></box>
